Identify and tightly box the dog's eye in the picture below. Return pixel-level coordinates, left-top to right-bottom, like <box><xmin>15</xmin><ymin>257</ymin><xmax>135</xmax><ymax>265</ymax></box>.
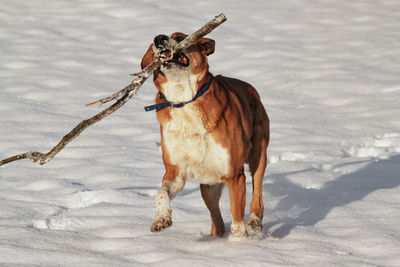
<box><xmin>175</xmin><ymin>36</ymin><xmax>184</xmax><ymax>43</ymax></box>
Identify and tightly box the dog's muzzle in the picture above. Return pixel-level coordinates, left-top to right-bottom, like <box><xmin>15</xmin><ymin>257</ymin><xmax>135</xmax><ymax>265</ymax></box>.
<box><xmin>154</xmin><ymin>35</ymin><xmax>171</xmax><ymax>52</ymax></box>
<box><xmin>154</xmin><ymin>34</ymin><xmax>189</xmax><ymax>67</ymax></box>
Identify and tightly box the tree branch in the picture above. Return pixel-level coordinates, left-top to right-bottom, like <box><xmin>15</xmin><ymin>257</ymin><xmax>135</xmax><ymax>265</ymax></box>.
<box><xmin>0</xmin><ymin>13</ymin><xmax>227</xmax><ymax>166</ymax></box>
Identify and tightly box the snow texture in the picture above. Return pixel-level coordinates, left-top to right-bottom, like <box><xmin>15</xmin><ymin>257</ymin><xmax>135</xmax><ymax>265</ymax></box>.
<box><xmin>1</xmin><ymin>0</ymin><xmax>400</xmax><ymax>266</ymax></box>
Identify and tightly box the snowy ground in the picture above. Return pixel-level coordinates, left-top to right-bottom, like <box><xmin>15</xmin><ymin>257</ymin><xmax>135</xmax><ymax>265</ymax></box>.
<box><xmin>1</xmin><ymin>0</ymin><xmax>400</xmax><ymax>266</ymax></box>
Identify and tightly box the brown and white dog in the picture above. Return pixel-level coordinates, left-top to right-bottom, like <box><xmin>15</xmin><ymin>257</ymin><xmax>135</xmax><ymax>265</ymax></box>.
<box><xmin>141</xmin><ymin>32</ymin><xmax>270</xmax><ymax>238</ymax></box>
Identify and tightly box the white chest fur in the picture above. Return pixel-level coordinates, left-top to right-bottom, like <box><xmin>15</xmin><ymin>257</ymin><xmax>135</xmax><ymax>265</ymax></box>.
<box><xmin>162</xmin><ymin>105</ymin><xmax>230</xmax><ymax>185</ymax></box>
<box><xmin>160</xmin><ymin>65</ymin><xmax>198</xmax><ymax>103</ymax></box>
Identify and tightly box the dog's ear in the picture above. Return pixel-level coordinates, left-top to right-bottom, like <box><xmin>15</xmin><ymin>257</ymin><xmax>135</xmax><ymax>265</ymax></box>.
<box><xmin>141</xmin><ymin>44</ymin><xmax>155</xmax><ymax>69</ymax></box>
<box><xmin>171</xmin><ymin>32</ymin><xmax>188</xmax><ymax>40</ymax></box>
<box><xmin>198</xmin><ymin>38</ymin><xmax>215</xmax><ymax>56</ymax></box>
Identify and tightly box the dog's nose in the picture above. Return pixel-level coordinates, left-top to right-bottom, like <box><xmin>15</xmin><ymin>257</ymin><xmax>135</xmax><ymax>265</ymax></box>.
<box><xmin>154</xmin><ymin>34</ymin><xmax>170</xmax><ymax>49</ymax></box>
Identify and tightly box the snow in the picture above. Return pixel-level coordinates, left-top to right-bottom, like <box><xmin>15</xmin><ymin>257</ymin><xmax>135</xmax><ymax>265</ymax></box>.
<box><xmin>1</xmin><ymin>0</ymin><xmax>400</xmax><ymax>266</ymax></box>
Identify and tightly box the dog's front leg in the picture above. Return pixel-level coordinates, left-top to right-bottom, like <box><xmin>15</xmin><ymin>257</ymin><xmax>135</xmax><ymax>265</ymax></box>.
<box><xmin>151</xmin><ymin>170</ymin><xmax>186</xmax><ymax>232</ymax></box>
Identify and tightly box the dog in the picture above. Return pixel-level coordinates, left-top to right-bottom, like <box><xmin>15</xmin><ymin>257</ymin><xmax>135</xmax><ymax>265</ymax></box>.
<box><xmin>140</xmin><ymin>32</ymin><xmax>270</xmax><ymax>238</ymax></box>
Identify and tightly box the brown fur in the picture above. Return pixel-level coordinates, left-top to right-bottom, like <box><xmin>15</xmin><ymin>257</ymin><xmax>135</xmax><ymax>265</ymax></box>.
<box><xmin>142</xmin><ymin>32</ymin><xmax>269</xmax><ymax>237</ymax></box>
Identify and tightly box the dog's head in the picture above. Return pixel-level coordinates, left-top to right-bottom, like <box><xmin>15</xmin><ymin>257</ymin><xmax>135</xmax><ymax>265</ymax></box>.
<box><xmin>141</xmin><ymin>32</ymin><xmax>215</xmax><ymax>101</ymax></box>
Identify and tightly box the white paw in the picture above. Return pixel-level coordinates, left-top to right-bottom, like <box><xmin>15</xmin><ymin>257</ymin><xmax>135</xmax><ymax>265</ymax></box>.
<box><xmin>150</xmin><ymin>216</ymin><xmax>172</xmax><ymax>232</ymax></box>
<box><xmin>229</xmin><ymin>221</ymin><xmax>248</xmax><ymax>240</ymax></box>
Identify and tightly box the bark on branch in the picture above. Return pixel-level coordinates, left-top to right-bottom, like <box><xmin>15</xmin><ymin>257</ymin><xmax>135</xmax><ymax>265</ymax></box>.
<box><xmin>0</xmin><ymin>13</ymin><xmax>227</xmax><ymax>167</ymax></box>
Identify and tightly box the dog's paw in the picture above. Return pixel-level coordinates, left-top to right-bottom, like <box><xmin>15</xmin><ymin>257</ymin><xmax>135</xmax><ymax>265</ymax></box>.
<box><xmin>246</xmin><ymin>216</ymin><xmax>263</xmax><ymax>233</ymax></box>
<box><xmin>150</xmin><ymin>216</ymin><xmax>173</xmax><ymax>232</ymax></box>
<box><xmin>230</xmin><ymin>221</ymin><xmax>248</xmax><ymax>239</ymax></box>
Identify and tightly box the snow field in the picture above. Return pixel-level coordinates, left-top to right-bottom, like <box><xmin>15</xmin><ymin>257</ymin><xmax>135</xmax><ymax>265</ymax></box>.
<box><xmin>1</xmin><ymin>0</ymin><xmax>400</xmax><ymax>266</ymax></box>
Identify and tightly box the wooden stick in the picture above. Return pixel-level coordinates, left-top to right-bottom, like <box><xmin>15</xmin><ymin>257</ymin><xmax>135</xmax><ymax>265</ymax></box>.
<box><xmin>1</xmin><ymin>80</ymin><xmax>143</xmax><ymax>166</ymax></box>
<box><xmin>0</xmin><ymin>13</ymin><xmax>227</xmax><ymax>166</ymax></box>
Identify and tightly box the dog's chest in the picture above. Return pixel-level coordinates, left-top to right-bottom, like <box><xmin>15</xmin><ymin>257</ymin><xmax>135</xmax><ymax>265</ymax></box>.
<box><xmin>162</xmin><ymin>106</ymin><xmax>230</xmax><ymax>184</ymax></box>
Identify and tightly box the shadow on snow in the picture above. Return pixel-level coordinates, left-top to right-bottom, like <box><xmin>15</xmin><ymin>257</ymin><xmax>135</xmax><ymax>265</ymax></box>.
<box><xmin>264</xmin><ymin>154</ymin><xmax>400</xmax><ymax>238</ymax></box>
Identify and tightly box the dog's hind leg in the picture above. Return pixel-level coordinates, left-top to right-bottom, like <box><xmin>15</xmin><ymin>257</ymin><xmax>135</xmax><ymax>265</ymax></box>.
<box><xmin>151</xmin><ymin>166</ymin><xmax>186</xmax><ymax>232</ymax></box>
<box><xmin>247</xmin><ymin>136</ymin><xmax>268</xmax><ymax>233</ymax></box>
<box><xmin>223</xmin><ymin>170</ymin><xmax>248</xmax><ymax>238</ymax></box>
<box><xmin>200</xmin><ymin>183</ymin><xmax>225</xmax><ymax>237</ymax></box>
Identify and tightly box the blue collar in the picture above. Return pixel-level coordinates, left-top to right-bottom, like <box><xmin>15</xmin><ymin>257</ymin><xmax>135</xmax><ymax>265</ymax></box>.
<box><xmin>144</xmin><ymin>79</ymin><xmax>211</xmax><ymax>112</ymax></box>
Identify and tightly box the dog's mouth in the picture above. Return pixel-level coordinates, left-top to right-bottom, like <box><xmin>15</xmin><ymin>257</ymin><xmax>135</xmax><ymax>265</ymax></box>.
<box><xmin>162</xmin><ymin>52</ymin><xmax>190</xmax><ymax>67</ymax></box>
